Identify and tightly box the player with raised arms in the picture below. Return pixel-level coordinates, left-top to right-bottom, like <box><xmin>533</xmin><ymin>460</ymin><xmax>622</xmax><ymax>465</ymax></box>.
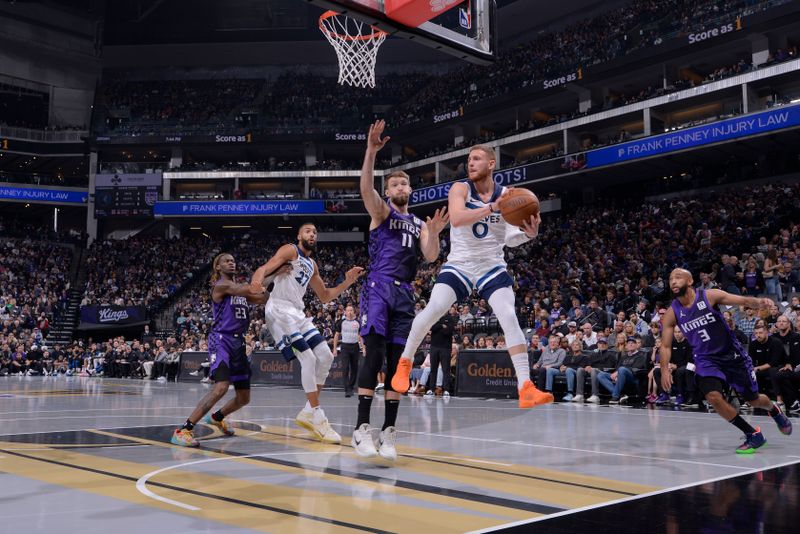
<box><xmin>351</xmin><ymin>120</ymin><xmax>449</xmax><ymax>460</ymax></box>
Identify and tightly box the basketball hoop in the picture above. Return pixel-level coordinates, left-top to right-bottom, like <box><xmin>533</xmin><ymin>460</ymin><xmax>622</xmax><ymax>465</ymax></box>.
<box><xmin>319</xmin><ymin>10</ymin><xmax>388</xmax><ymax>89</ymax></box>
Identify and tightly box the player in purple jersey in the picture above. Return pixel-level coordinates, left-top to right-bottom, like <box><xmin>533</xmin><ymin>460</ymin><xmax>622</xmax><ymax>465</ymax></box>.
<box><xmin>660</xmin><ymin>269</ymin><xmax>792</xmax><ymax>454</ymax></box>
<box><xmin>351</xmin><ymin>120</ymin><xmax>449</xmax><ymax>460</ymax></box>
<box><xmin>171</xmin><ymin>253</ymin><xmax>277</xmax><ymax>447</ymax></box>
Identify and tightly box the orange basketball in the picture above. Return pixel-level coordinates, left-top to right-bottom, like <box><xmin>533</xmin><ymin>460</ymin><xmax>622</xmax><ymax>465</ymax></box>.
<box><xmin>499</xmin><ymin>188</ymin><xmax>539</xmax><ymax>227</ymax></box>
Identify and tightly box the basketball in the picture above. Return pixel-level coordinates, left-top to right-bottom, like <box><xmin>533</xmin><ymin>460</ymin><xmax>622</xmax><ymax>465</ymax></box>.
<box><xmin>499</xmin><ymin>188</ymin><xmax>539</xmax><ymax>227</ymax></box>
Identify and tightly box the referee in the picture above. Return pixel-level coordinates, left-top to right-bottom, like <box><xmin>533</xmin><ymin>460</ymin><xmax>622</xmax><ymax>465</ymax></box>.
<box><xmin>333</xmin><ymin>305</ymin><xmax>363</xmax><ymax>397</ymax></box>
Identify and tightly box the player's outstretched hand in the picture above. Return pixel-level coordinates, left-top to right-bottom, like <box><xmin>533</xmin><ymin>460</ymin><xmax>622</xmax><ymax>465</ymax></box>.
<box><xmin>660</xmin><ymin>367</ymin><xmax>673</xmax><ymax>393</ymax></box>
<box><xmin>521</xmin><ymin>212</ymin><xmax>542</xmax><ymax>238</ymax></box>
<box><xmin>756</xmin><ymin>297</ymin><xmax>773</xmax><ymax>310</ymax></box>
<box><xmin>345</xmin><ymin>266</ymin><xmax>366</xmax><ymax>284</ymax></box>
<box><xmin>425</xmin><ymin>207</ymin><xmax>449</xmax><ymax>235</ymax></box>
<box><xmin>367</xmin><ymin>120</ymin><xmax>390</xmax><ymax>152</ymax></box>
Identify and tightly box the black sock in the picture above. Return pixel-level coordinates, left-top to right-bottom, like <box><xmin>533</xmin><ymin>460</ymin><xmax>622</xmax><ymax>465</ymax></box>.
<box><xmin>356</xmin><ymin>395</ymin><xmax>373</xmax><ymax>429</ymax></box>
<box><xmin>182</xmin><ymin>419</ymin><xmax>194</xmax><ymax>431</ymax></box>
<box><xmin>212</xmin><ymin>410</ymin><xmax>224</xmax><ymax>422</ymax></box>
<box><xmin>383</xmin><ymin>399</ymin><xmax>400</xmax><ymax>431</ymax></box>
<box><xmin>729</xmin><ymin>414</ymin><xmax>756</xmax><ymax>435</ymax></box>
<box><xmin>768</xmin><ymin>403</ymin><xmax>781</xmax><ymax>418</ymax></box>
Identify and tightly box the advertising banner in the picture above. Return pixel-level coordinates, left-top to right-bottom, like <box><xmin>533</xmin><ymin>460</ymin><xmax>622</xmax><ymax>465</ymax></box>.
<box><xmin>177</xmin><ymin>351</ymin><xmax>208</xmax><ymax>382</ymax></box>
<box><xmin>0</xmin><ymin>185</ymin><xmax>87</xmax><ymax>204</ymax></box>
<box><xmin>154</xmin><ymin>200</ymin><xmax>326</xmax><ymax>216</ymax></box>
<box><xmin>455</xmin><ymin>350</ymin><xmax>520</xmax><ymax>398</ymax></box>
<box><xmin>79</xmin><ymin>305</ymin><xmax>147</xmax><ymax>326</ymax></box>
<box><xmin>587</xmin><ymin>105</ymin><xmax>800</xmax><ymax>168</ymax></box>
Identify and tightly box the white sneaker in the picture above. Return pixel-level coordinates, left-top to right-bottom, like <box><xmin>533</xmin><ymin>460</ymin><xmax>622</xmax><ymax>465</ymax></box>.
<box><xmin>200</xmin><ymin>377</ymin><xmax>211</xmax><ymax>383</ymax></box>
<box><xmin>310</xmin><ymin>408</ymin><xmax>341</xmax><ymax>444</ymax></box>
<box><xmin>424</xmin><ymin>390</ymin><xmax>434</xmax><ymax>397</ymax></box>
<box><xmin>586</xmin><ymin>395</ymin><xmax>600</xmax><ymax>404</ymax></box>
<box><xmin>443</xmin><ymin>391</ymin><xmax>450</xmax><ymax>399</ymax></box>
<box><xmin>378</xmin><ymin>426</ymin><xmax>397</xmax><ymax>461</ymax></box>
<box><xmin>295</xmin><ymin>409</ymin><xmax>314</xmax><ymax>432</ymax></box>
<box><xmin>351</xmin><ymin>423</ymin><xmax>378</xmax><ymax>458</ymax></box>
<box><xmin>571</xmin><ymin>394</ymin><xmax>584</xmax><ymax>403</ymax></box>
<box><xmin>188</xmin><ymin>370</ymin><xmax>199</xmax><ymax>376</ymax></box>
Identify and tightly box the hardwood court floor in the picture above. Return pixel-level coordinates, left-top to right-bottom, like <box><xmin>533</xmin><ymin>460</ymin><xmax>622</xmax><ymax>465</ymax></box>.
<box><xmin>0</xmin><ymin>377</ymin><xmax>797</xmax><ymax>533</ymax></box>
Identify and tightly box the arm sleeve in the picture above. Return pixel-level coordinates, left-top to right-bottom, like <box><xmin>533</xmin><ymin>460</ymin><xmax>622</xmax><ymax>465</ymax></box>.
<box><xmin>504</xmin><ymin>224</ymin><xmax>532</xmax><ymax>248</ymax></box>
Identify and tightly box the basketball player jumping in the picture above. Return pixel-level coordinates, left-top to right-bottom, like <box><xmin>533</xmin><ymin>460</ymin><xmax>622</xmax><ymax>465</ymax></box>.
<box><xmin>660</xmin><ymin>269</ymin><xmax>792</xmax><ymax>453</ymax></box>
<box><xmin>391</xmin><ymin>144</ymin><xmax>553</xmax><ymax>408</ymax></box>
<box><xmin>251</xmin><ymin>224</ymin><xmax>364</xmax><ymax>444</ymax></box>
<box><xmin>172</xmin><ymin>253</ymin><xmax>275</xmax><ymax>447</ymax></box>
<box><xmin>351</xmin><ymin>120</ymin><xmax>449</xmax><ymax>461</ymax></box>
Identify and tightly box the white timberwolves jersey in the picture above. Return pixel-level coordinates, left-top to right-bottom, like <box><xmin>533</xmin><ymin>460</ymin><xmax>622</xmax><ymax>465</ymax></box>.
<box><xmin>448</xmin><ymin>181</ymin><xmax>525</xmax><ymax>266</ymax></box>
<box><xmin>270</xmin><ymin>245</ymin><xmax>315</xmax><ymax>310</ymax></box>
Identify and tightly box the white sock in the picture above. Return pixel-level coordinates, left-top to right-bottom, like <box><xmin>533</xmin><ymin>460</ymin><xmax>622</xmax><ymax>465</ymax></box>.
<box><xmin>303</xmin><ymin>401</ymin><xmax>313</xmax><ymax>413</ymax></box>
<box><xmin>510</xmin><ymin>352</ymin><xmax>530</xmax><ymax>385</ymax></box>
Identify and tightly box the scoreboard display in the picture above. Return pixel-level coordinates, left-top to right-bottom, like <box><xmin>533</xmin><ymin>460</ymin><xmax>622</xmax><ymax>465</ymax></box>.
<box><xmin>94</xmin><ymin>186</ymin><xmax>159</xmax><ymax>217</ymax></box>
<box><xmin>94</xmin><ymin>173</ymin><xmax>162</xmax><ymax>218</ymax></box>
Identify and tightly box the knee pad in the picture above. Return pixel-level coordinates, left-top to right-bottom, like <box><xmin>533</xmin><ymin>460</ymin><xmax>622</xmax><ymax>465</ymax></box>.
<box><xmin>312</xmin><ymin>343</ymin><xmax>334</xmax><ymax>385</ymax></box>
<box><xmin>293</xmin><ymin>348</ymin><xmax>318</xmax><ymax>393</ymax></box>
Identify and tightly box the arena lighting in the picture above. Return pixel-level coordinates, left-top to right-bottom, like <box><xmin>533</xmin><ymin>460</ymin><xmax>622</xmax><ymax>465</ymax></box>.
<box><xmin>277</xmin><ymin>226</ymin><xmax>292</xmax><ymax>229</ymax></box>
<box><xmin>791</xmin><ymin>98</ymin><xmax>800</xmax><ymax>103</ymax></box>
<box><xmin>189</xmin><ymin>227</ymin><xmax>202</xmax><ymax>230</ymax></box>
<box><xmin>222</xmin><ymin>225</ymin><xmax>251</xmax><ymax>229</ymax></box>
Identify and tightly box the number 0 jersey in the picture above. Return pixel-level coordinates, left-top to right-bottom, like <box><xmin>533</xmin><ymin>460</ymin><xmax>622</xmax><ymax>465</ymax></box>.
<box><xmin>447</xmin><ymin>180</ymin><xmax>526</xmax><ymax>267</ymax></box>
<box><xmin>270</xmin><ymin>244</ymin><xmax>315</xmax><ymax>310</ymax></box>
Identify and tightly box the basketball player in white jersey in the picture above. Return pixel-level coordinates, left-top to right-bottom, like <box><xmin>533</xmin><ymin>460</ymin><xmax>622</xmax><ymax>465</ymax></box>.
<box><xmin>392</xmin><ymin>145</ymin><xmax>554</xmax><ymax>408</ymax></box>
<box><xmin>251</xmin><ymin>223</ymin><xmax>364</xmax><ymax>443</ymax></box>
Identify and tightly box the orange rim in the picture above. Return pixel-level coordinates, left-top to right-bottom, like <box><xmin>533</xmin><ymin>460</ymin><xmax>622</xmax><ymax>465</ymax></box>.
<box><xmin>319</xmin><ymin>10</ymin><xmax>388</xmax><ymax>42</ymax></box>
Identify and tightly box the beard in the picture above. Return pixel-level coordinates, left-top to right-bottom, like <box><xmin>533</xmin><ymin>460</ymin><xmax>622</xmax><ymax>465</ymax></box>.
<box><xmin>672</xmin><ymin>285</ymin><xmax>688</xmax><ymax>298</ymax></box>
<box><xmin>468</xmin><ymin>168</ymin><xmax>489</xmax><ymax>182</ymax></box>
<box><xmin>390</xmin><ymin>193</ymin><xmax>409</xmax><ymax>207</ymax></box>
<box><xmin>300</xmin><ymin>239</ymin><xmax>316</xmax><ymax>253</ymax></box>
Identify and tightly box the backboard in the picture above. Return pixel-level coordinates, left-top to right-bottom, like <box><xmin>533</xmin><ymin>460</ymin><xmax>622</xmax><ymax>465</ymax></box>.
<box><xmin>307</xmin><ymin>0</ymin><xmax>497</xmax><ymax>64</ymax></box>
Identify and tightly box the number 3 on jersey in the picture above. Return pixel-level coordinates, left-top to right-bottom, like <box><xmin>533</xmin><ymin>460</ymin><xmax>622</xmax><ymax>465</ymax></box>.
<box><xmin>697</xmin><ymin>328</ymin><xmax>710</xmax><ymax>342</ymax></box>
<box><xmin>472</xmin><ymin>222</ymin><xmax>489</xmax><ymax>239</ymax></box>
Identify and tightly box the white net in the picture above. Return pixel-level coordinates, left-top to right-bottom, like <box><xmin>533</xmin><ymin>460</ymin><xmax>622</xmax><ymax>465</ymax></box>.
<box><xmin>319</xmin><ymin>11</ymin><xmax>387</xmax><ymax>89</ymax></box>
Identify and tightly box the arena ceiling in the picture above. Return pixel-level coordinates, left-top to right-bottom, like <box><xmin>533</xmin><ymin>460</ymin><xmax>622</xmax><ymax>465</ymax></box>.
<box><xmin>13</xmin><ymin>0</ymin><xmax>621</xmax><ymax>61</ymax></box>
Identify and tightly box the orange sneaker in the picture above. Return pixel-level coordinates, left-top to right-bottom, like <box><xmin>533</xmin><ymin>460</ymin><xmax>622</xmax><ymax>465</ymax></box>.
<box><xmin>518</xmin><ymin>380</ymin><xmax>554</xmax><ymax>408</ymax></box>
<box><xmin>391</xmin><ymin>358</ymin><xmax>413</xmax><ymax>393</ymax></box>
